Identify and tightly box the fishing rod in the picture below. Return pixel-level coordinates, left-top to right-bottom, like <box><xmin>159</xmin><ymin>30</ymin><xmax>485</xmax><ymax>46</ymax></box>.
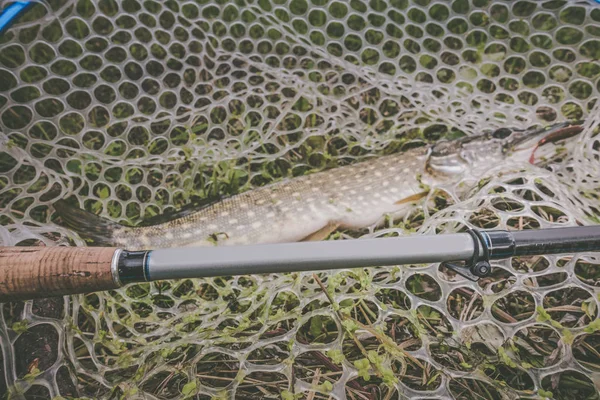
<box><xmin>1</xmin><ymin>225</ymin><xmax>600</xmax><ymax>301</ymax></box>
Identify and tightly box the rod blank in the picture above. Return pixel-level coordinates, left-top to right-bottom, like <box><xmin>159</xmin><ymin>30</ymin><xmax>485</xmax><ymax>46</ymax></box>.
<box><xmin>147</xmin><ymin>234</ymin><xmax>475</xmax><ymax>280</ymax></box>
<box><xmin>131</xmin><ymin>225</ymin><xmax>600</xmax><ymax>282</ymax></box>
<box><xmin>511</xmin><ymin>225</ymin><xmax>600</xmax><ymax>255</ymax></box>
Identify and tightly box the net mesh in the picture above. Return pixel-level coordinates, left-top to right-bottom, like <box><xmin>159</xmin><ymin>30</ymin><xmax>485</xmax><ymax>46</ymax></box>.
<box><xmin>0</xmin><ymin>0</ymin><xmax>599</xmax><ymax>398</ymax></box>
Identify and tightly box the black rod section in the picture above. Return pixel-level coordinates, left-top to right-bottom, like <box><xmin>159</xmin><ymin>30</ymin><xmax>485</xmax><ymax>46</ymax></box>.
<box><xmin>485</xmin><ymin>226</ymin><xmax>600</xmax><ymax>258</ymax></box>
<box><xmin>117</xmin><ymin>250</ymin><xmax>150</xmax><ymax>284</ymax></box>
<box><xmin>512</xmin><ymin>225</ymin><xmax>600</xmax><ymax>256</ymax></box>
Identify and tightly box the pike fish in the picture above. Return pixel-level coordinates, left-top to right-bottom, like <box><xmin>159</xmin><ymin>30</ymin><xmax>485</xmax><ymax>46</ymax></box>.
<box><xmin>54</xmin><ymin>123</ymin><xmax>582</xmax><ymax>250</ymax></box>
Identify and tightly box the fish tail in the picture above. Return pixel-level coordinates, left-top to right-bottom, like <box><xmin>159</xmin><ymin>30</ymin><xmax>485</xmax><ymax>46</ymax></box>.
<box><xmin>53</xmin><ymin>199</ymin><xmax>121</xmax><ymax>246</ymax></box>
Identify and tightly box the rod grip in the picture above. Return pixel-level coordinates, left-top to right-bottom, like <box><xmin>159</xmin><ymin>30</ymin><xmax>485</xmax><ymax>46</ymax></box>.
<box><xmin>0</xmin><ymin>246</ymin><xmax>119</xmax><ymax>302</ymax></box>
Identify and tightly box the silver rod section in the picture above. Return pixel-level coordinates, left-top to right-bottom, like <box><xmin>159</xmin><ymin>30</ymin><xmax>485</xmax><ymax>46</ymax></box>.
<box><xmin>147</xmin><ymin>233</ymin><xmax>475</xmax><ymax>281</ymax></box>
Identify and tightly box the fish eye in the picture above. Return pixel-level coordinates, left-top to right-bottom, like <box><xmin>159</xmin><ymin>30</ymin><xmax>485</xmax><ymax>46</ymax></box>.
<box><xmin>492</xmin><ymin>128</ymin><xmax>512</xmax><ymax>139</ymax></box>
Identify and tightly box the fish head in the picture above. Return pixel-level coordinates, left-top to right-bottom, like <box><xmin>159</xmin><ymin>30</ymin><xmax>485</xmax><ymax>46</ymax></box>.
<box><xmin>425</xmin><ymin>122</ymin><xmax>583</xmax><ymax>178</ymax></box>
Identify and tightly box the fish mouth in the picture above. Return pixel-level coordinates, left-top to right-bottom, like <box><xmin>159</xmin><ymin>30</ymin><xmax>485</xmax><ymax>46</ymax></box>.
<box><xmin>502</xmin><ymin>122</ymin><xmax>584</xmax><ymax>163</ymax></box>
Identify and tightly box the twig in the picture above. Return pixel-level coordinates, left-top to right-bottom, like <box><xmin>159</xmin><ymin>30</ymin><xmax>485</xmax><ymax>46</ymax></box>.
<box><xmin>312</xmin><ymin>274</ymin><xmax>372</xmax><ymax>363</ymax></box>
<box><xmin>306</xmin><ymin>368</ymin><xmax>321</xmax><ymax>400</ymax></box>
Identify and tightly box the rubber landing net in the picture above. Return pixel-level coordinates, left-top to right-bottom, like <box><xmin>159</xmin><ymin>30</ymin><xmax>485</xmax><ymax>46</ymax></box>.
<box><xmin>0</xmin><ymin>0</ymin><xmax>599</xmax><ymax>399</ymax></box>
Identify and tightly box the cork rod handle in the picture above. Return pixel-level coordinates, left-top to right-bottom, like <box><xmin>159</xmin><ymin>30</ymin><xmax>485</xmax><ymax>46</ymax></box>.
<box><xmin>0</xmin><ymin>246</ymin><xmax>120</xmax><ymax>301</ymax></box>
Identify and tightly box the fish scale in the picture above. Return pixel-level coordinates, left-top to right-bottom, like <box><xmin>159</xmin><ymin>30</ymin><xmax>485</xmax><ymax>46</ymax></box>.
<box><xmin>111</xmin><ymin>147</ymin><xmax>431</xmax><ymax>249</ymax></box>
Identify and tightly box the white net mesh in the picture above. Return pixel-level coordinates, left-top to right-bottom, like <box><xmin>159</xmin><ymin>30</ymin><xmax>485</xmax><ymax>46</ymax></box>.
<box><xmin>0</xmin><ymin>0</ymin><xmax>599</xmax><ymax>398</ymax></box>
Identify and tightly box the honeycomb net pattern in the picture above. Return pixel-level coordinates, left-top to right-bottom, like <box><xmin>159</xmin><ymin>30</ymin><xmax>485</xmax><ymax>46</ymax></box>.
<box><xmin>0</xmin><ymin>0</ymin><xmax>599</xmax><ymax>398</ymax></box>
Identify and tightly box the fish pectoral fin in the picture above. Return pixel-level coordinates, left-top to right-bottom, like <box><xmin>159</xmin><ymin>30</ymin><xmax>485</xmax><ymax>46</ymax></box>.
<box><xmin>301</xmin><ymin>222</ymin><xmax>340</xmax><ymax>242</ymax></box>
<box><xmin>394</xmin><ymin>191</ymin><xmax>429</xmax><ymax>205</ymax></box>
